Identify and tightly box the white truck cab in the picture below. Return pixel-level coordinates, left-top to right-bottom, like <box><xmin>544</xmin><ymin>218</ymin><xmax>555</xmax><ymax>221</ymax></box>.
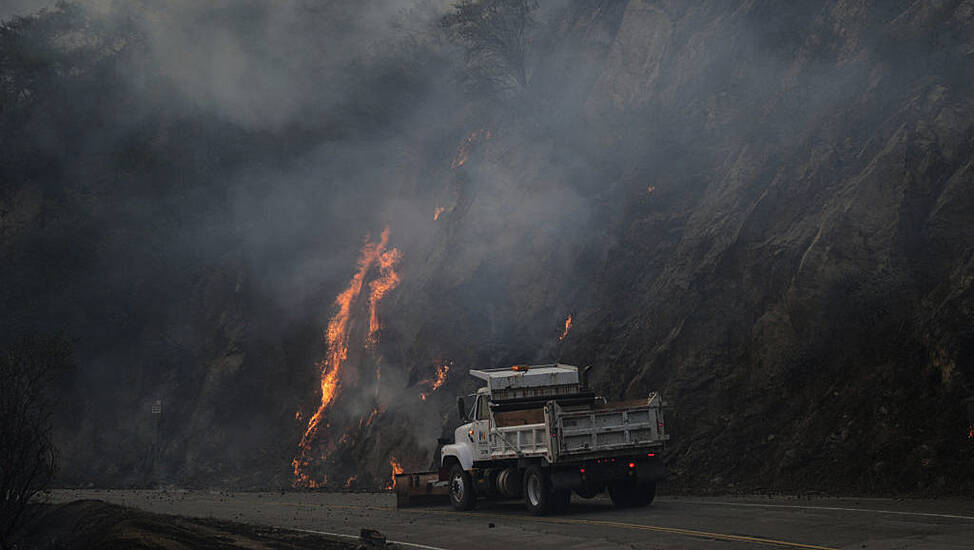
<box><xmin>441</xmin><ymin>388</ymin><xmax>490</xmax><ymax>469</ymax></box>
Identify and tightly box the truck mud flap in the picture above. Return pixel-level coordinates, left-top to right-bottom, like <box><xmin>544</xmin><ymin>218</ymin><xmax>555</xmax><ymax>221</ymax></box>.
<box><xmin>394</xmin><ymin>471</ymin><xmax>450</xmax><ymax>508</ymax></box>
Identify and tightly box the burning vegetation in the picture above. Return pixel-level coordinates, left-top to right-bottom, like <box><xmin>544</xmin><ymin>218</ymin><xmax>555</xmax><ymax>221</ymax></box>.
<box><xmin>559</xmin><ymin>314</ymin><xmax>573</xmax><ymax>341</ymax></box>
<box><xmin>451</xmin><ymin>128</ymin><xmax>490</xmax><ymax>169</ymax></box>
<box><xmin>419</xmin><ymin>361</ymin><xmax>452</xmax><ymax>401</ymax></box>
<box><xmin>292</xmin><ymin>228</ymin><xmax>402</xmax><ymax>487</ymax></box>
<box><xmin>387</xmin><ymin>456</ymin><xmax>404</xmax><ymax>489</ymax></box>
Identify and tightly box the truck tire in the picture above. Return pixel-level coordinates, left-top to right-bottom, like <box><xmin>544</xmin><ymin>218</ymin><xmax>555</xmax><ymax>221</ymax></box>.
<box><xmin>608</xmin><ymin>481</ymin><xmax>640</xmax><ymax>508</ymax></box>
<box><xmin>609</xmin><ymin>480</ymin><xmax>656</xmax><ymax>508</ymax></box>
<box><xmin>449</xmin><ymin>464</ymin><xmax>476</xmax><ymax>511</ymax></box>
<box><xmin>574</xmin><ymin>483</ymin><xmax>602</xmax><ymax>499</ymax></box>
<box><xmin>637</xmin><ymin>481</ymin><xmax>656</xmax><ymax>506</ymax></box>
<box><xmin>552</xmin><ymin>486</ymin><xmax>572</xmax><ymax>512</ymax></box>
<box><xmin>523</xmin><ymin>466</ymin><xmax>570</xmax><ymax>515</ymax></box>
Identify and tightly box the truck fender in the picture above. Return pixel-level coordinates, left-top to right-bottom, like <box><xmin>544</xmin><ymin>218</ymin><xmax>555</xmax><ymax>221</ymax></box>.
<box><xmin>441</xmin><ymin>443</ymin><xmax>473</xmax><ymax>470</ymax></box>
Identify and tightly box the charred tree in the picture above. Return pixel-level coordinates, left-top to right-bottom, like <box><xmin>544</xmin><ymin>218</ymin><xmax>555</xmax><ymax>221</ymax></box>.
<box><xmin>442</xmin><ymin>0</ymin><xmax>537</xmax><ymax>98</ymax></box>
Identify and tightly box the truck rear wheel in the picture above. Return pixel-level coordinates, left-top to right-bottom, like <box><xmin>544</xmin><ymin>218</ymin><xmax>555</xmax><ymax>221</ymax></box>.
<box><xmin>449</xmin><ymin>463</ymin><xmax>476</xmax><ymax>511</ymax></box>
<box><xmin>574</xmin><ymin>483</ymin><xmax>602</xmax><ymax>499</ymax></box>
<box><xmin>638</xmin><ymin>481</ymin><xmax>657</xmax><ymax>506</ymax></box>
<box><xmin>523</xmin><ymin>466</ymin><xmax>570</xmax><ymax>515</ymax></box>
<box><xmin>609</xmin><ymin>480</ymin><xmax>656</xmax><ymax>508</ymax></box>
<box><xmin>608</xmin><ymin>481</ymin><xmax>639</xmax><ymax>508</ymax></box>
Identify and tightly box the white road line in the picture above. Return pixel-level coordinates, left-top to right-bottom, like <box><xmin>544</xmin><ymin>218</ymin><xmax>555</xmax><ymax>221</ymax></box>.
<box><xmin>677</xmin><ymin>500</ymin><xmax>974</xmax><ymax>521</ymax></box>
<box><xmin>292</xmin><ymin>527</ymin><xmax>450</xmax><ymax>550</ymax></box>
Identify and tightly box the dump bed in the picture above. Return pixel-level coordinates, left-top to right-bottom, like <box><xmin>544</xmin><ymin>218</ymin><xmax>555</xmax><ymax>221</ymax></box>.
<box><xmin>485</xmin><ymin>392</ymin><xmax>667</xmax><ymax>464</ymax></box>
<box><xmin>551</xmin><ymin>394</ymin><xmax>667</xmax><ymax>460</ymax></box>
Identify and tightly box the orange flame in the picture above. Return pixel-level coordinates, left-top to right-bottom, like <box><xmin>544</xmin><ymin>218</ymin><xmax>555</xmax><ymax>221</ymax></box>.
<box><xmin>418</xmin><ymin>361</ymin><xmax>451</xmax><ymax>400</ymax></box>
<box><xmin>431</xmin><ymin>362</ymin><xmax>450</xmax><ymax>391</ymax></box>
<box><xmin>647</xmin><ymin>186</ymin><xmax>656</xmax><ymax>194</ymax></box>
<box><xmin>363</xmin><ymin>407</ymin><xmax>382</xmax><ymax>428</ymax></box>
<box><xmin>388</xmin><ymin>456</ymin><xmax>404</xmax><ymax>489</ymax></box>
<box><xmin>345</xmin><ymin>475</ymin><xmax>357</xmax><ymax>488</ymax></box>
<box><xmin>433</xmin><ymin>206</ymin><xmax>446</xmax><ymax>221</ymax></box>
<box><xmin>559</xmin><ymin>314</ymin><xmax>573</xmax><ymax>341</ymax></box>
<box><xmin>292</xmin><ymin>227</ymin><xmax>402</xmax><ymax>487</ymax></box>
<box><xmin>368</xmin><ymin>236</ymin><xmax>402</xmax><ymax>346</ymax></box>
<box><xmin>451</xmin><ymin>128</ymin><xmax>490</xmax><ymax>169</ymax></box>
<box><xmin>969</xmin><ymin>424</ymin><xmax>973</xmax><ymax>439</ymax></box>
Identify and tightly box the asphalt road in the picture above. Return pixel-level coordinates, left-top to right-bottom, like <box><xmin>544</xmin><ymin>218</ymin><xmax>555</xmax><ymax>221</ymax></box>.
<box><xmin>48</xmin><ymin>489</ymin><xmax>974</xmax><ymax>549</ymax></box>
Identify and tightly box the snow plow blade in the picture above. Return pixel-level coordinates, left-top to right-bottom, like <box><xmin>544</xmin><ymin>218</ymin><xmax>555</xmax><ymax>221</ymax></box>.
<box><xmin>394</xmin><ymin>471</ymin><xmax>449</xmax><ymax>508</ymax></box>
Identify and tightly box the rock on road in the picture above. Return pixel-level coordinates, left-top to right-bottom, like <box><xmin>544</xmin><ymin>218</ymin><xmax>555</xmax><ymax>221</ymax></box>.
<box><xmin>48</xmin><ymin>490</ymin><xmax>974</xmax><ymax>549</ymax></box>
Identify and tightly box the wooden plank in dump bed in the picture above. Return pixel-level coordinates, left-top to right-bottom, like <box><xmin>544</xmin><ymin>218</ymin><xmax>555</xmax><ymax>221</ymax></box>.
<box><xmin>494</xmin><ymin>408</ymin><xmax>544</xmax><ymax>427</ymax></box>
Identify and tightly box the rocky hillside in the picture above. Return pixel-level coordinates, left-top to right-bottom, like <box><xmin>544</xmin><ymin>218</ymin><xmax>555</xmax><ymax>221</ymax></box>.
<box><xmin>377</xmin><ymin>0</ymin><xmax>974</xmax><ymax>495</ymax></box>
<box><xmin>2</xmin><ymin>0</ymin><xmax>972</xmax><ymax>494</ymax></box>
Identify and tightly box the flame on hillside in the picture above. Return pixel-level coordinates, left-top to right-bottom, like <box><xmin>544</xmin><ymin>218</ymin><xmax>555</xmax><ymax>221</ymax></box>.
<box><xmin>291</xmin><ymin>227</ymin><xmax>402</xmax><ymax>487</ymax></box>
<box><xmin>419</xmin><ymin>361</ymin><xmax>451</xmax><ymax>401</ymax></box>
<box><xmin>433</xmin><ymin>206</ymin><xmax>446</xmax><ymax>221</ymax></box>
<box><xmin>969</xmin><ymin>424</ymin><xmax>973</xmax><ymax>439</ymax></box>
<box><xmin>362</xmin><ymin>407</ymin><xmax>383</xmax><ymax>428</ymax></box>
<box><xmin>559</xmin><ymin>314</ymin><xmax>573</xmax><ymax>341</ymax></box>
<box><xmin>388</xmin><ymin>456</ymin><xmax>404</xmax><ymax>489</ymax></box>
<box><xmin>431</xmin><ymin>362</ymin><xmax>450</xmax><ymax>391</ymax></box>
<box><xmin>368</xmin><ymin>237</ymin><xmax>402</xmax><ymax>346</ymax></box>
<box><xmin>451</xmin><ymin>128</ymin><xmax>490</xmax><ymax>169</ymax></box>
<box><xmin>345</xmin><ymin>475</ymin><xmax>357</xmax><ymax>488</ymax></box>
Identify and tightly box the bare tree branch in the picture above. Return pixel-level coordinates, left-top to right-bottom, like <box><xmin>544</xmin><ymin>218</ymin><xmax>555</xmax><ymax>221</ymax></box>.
<box><xmin>0</xmin><ymin>336</ymin><xmax>70</xmax><ymax>549</ymax></box>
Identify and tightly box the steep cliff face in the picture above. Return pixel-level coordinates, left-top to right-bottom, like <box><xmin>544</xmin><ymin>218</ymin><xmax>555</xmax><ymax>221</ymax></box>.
<box><xmin>386</xmin><ymin>0</ymin><xmax>974</xmax><ymax>493</ymax></box>
<box><xmin>2</xmin><ymin>1</ymin><xmax>972</xmax><ymax>493</ymax></box>
<box><xmin>557</xmin><ymin>0</ymin><xmax>974</xmax><ymax>493</ymax></box>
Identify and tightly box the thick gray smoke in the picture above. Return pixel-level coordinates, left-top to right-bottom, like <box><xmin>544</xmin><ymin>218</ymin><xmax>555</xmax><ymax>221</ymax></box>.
<box><xmin>3</xmin><ymin>0</ymin><xmax>971</xmax><ymax>492</ymax></box>
<box><xmin>1</xmin><ymin>0</ymin><xmax>596</xmax><ymax>486</ymax></box>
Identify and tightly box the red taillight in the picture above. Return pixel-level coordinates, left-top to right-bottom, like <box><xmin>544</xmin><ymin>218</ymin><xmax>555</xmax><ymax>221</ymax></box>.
<box><xmin>647</xmin><ymin>453</ymin><xmax>655</xmax><ymax>457</ymax></box>
<box><xmin>628</xmin><ymin>462</ymin><xmax>636</xmax><ymax>468</ymax></box>
<box><xmin>579</xmin><ymin>468</ymin><xmax>585</xmax><ymax>473</ymax></box>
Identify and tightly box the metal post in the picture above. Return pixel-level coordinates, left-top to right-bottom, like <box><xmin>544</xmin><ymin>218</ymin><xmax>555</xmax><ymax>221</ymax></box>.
<box><xmin>151</xmin><ymin>399</ymin><xmax>162</xmax><ymax>481</ymax></box>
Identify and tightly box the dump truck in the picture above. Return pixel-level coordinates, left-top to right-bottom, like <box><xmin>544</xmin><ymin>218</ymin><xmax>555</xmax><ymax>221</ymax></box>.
<box><xmin>395</xmin><ymin>363</ymin><xmax>669</xmax><ymax>515</ymax></box>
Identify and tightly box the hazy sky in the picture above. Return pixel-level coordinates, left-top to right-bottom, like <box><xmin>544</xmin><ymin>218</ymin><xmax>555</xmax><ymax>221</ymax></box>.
<box><xmin>0</xmin><ymin>0</ymin><xmax>55</xmax><ymax>20</ymax></box>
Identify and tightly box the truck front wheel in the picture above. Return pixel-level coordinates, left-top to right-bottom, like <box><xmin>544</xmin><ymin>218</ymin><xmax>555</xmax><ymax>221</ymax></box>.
<box><xmin>449</xmin><ymin>464</ymin><xmax>476</xmax><ymax>511</ymax></box>
<box><xmin>523</xmin><ymin>466</ymin><xmax>570</xmax><ymax>515</ymax></box>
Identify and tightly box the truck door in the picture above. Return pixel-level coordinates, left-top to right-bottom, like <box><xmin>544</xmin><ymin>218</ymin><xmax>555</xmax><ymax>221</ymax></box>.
<box><xmin>473</xmin><ymin>395</ymin><xmax>490</xmax><ymax>460</ymax></box>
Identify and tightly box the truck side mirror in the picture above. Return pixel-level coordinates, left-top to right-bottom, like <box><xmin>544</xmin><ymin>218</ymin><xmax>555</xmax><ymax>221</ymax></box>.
<box><xmin>457</xmin><ymin>396</ymin><xmax>467</xmax><ymax>420</ymax></box>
